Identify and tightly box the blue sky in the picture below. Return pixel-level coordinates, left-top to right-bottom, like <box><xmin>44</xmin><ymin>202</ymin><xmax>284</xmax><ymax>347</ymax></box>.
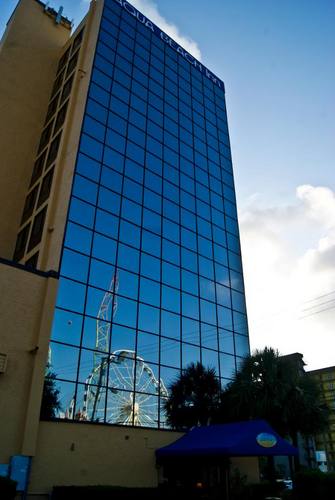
<box><xmin>1</xmin><ymin>0</ymin><xmax>334</xmax><ymax>368</ymax></box>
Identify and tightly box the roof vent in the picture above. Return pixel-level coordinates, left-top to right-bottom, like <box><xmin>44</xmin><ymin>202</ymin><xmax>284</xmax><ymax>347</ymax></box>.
<box><xmin>43</xmin><ymin>2</ymin><xmax>72</xmax><ymax>28</ymax></box>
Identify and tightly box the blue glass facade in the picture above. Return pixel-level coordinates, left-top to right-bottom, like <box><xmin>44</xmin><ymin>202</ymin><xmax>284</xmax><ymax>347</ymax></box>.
<box><xmin>47</xmin><ymin>0</ymin><xmax>249</xmax><ymax>428</ymax></box>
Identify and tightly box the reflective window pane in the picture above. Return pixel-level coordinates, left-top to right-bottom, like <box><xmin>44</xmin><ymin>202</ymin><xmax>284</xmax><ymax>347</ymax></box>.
<box><xmin>140</xmin><ymin>277</ymin><xmax>160</xmax><ymax>307</ymax></box>
<box><xmin>235</xmin><ymin>334</ymin><xmax>250</xmax><ymax>358</ymax></box>
<box><xmin>111</xmin><ymin>325</ymin><xmax>136</xmax><ymax>352</ymax></box>
<box><xmin>202</xmin><ymin>348</ymin><xmax>219</xmax><ymax>375</ymax></box>
<box><xmin>51</xmin><ymin>309</ymin><xmax>83</xmax><ymax>346</ymax></box>
<box><xmin>61</xmin><ymin>249</ymin><xmax>89</xmax><ymax>283</ymax></box>
<box><xmin>137</xmin><ymin>331</ymin><xmax>159</xmax><ymax>364</ymax></box>
<box><xmin>161</xmin><ymin>310</ymin><xmax>180</xmax><ymax>340</ymax></box>
<box><xmin>182</xmin><ymin>343</ymin><xmax>200</xmax><ymax>367</ymax></box>
<box><xmin>115</xmin><ymin>296</ymin><xmax>137</xmax><ymax>328</ymax></box>
<box><xmin>220</xmin><ymin>352</ymin><xmax>236</xmax><ymax>379</ymax></box>
<box><xmin>56</xmin><ymin>278</ymin><xmax>86</xmax><ymax>314</ymax></box>
<box><xmin>138</xmin><ymin>303</ymin><xmax>160</xmax><ymax>334</ymax></box>
<box><xmin>161</xmin><ymin>338</ymin><xmax>180</xmax><ymax>368</ymax></box>
<box><xmin>47</xmin><ymin>1</ymin><xmax>249</xmax><ymax>430</ymax></box>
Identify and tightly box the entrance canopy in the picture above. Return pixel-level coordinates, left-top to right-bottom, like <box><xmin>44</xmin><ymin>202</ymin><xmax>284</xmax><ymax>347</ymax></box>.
<box><xmin>156</xmin><ymin>420</ymin><xmax>298</xmax><ymax>459</ymax></box>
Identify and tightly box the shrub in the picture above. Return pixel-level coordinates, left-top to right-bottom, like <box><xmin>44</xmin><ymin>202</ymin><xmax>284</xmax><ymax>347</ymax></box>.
<box><xmin>51</xmin><ymin>485</ymin><xmax>211</xmax><ymax>500</ymax></box>
<box><xmin>323</xmin><ymin>472</ymin><xmax>335</xmax><ymax>494</ymax></box>
<box><xmin>0</xmin><ymin>476</ymin><xmax>17</xmax><ymax>500</ymax></box>
<box><xmin>246</xmin><ymin>482</ymin><xmax>284</xmax><ymax>500</ymax></box>
<box><xmin>52</xmin><ymin>486</ymin><xmax>155</xmax><ymax>500</ymax></box>
<box><xmin>293</xmin><ymin>470</ymin><xmax>323</xmax><ymax>499</ymax></box>
<box><xmin>292</xmin><ymin>470</ymin><xmax>335</xmax><ymax>500</ymax></box>
<box><xmin>230</xmin><ymin>480</ymin><xmax>284</xmax><ymax>500</ymax></box>
<box><xmin>281</xmin><ymin>490</ymin><xmax>293</xmax><ymax>500</ymax></box>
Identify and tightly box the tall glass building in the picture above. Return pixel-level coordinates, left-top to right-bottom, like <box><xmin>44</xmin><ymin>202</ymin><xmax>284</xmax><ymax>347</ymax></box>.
<box><xmin>0</xmin><ymin>0</ymin><xmax>252</xmax><ymax>492</ymax></box>
<box><xmin>46</xmin><ymin>0</ymin><xmax>249</xmax><ymax>429</ymax></box>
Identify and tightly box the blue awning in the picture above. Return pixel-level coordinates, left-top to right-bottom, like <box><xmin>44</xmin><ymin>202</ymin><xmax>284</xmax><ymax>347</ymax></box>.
<box><xmin>156</xmin><ymin>420</ymin><xmax>298</xmax><ymax>459</ymax></box>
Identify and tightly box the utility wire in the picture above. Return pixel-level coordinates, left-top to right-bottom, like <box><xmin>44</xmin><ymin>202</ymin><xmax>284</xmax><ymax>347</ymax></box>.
<box><xmin>303</xmin><ymin>289</ymin><xmax>335</xmax><ymax>303</ymax></box>
<box><xmin>301</xmin><ymin>297</ymin><xmax>335</xmax><ymax>312</ymax></box>
<box><xmin>299</xmin><ymin>303</ymin><xmax>335</xmax><ymax>321</ymax></box>
<box><xmin>250</xmin><ymin>289</ymin><xmax>335</xmax><ymax>327</ymax></box>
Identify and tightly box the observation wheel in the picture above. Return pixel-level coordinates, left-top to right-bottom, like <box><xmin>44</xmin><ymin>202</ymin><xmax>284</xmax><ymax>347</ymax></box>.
<box><xmin>82</xmin><ymin>350</ymin><xmax>168</xmax><ymax>426</ymax></box>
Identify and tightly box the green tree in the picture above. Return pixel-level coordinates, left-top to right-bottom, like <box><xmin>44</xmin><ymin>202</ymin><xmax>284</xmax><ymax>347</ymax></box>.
<box><xmin>220</xmin><ymin>347</ymin><xmax>329</xmax><ymax>443</ymax></box>
<box><xmin>40</xmin><ymin>370</ymin><xmax>62</xmax><ymax>419</ymax></box>
<box><xmin>164</xmin><ymin>362</ymin><xmax>222</xmax><ymax>430</ymax></box>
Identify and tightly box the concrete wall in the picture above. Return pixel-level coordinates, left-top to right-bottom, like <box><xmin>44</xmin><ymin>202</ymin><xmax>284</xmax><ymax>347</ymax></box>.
<box><xmin>27</xmin><ymin>420</ymin><xmax>260</xmax><ymax>495</ymax></box>
<box><xmin>40</xmin><ymin>0</ymin><xmax>104</xmax><ymax>272</ymax></box>
<box><xmin>29</xmin><ymin>421</ymin><xmax>182</xmax><ymax>494</ymax></box>
<box><xmin>0</xmin><ymin>0</ymin><xmax>70</xmax><ymax>259</ymax></box>
<box><xmin>0</xmin><ymin>262</ymin><xmax>58</xmax><ymax>462</ymax></box>
<box><xmin>0</xmin><ymin>0</ymin><xmax>102</xmax><ymax>457</ymax></box>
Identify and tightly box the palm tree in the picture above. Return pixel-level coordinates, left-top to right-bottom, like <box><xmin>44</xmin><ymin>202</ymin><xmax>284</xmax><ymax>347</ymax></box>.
<box><xmin>40</xmin><ymin>370</ymin><xmax>62</xmax><ymax>419</ymax></box>
<box><xmin>220</xmin><ymin>347</ymin><xmax>329</xmax><ymax>443</ymax></box>
<box><xmin>164</xmin><ymin>362</ymin><xmax>222</xmax><ymax>430</ymax></box>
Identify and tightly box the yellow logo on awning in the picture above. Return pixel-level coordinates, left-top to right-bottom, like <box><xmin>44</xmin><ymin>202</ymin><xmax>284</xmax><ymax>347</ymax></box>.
<box><xmin>256</xmin><ymin>433</ymin><xmax>277</xmax><ymax>448</ymax></box>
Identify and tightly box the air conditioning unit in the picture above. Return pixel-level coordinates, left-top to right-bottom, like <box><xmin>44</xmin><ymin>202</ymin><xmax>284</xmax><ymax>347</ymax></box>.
<box><xmin>0</xmin><ymin>353</ymin><xmax>8</xmax><ymax>373</ymax></box>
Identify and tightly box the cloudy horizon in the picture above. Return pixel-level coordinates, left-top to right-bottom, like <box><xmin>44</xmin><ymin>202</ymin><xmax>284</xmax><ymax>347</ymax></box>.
<box><xmin>240</xmin><ymin>183</ymin><xmax>335</xmax><ymax>370</ymax></box>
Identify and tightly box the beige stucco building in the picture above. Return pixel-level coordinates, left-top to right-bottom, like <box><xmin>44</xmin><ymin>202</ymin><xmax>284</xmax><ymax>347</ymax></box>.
<box><xmin>308</xmin><ymin>366</ymin><xmax>335</xmax><ymax>471</ymax></box>
<box><xmin>0</xmin><ymin>0</ymin><xmax>258</xmax><ymax>496</ymax></box>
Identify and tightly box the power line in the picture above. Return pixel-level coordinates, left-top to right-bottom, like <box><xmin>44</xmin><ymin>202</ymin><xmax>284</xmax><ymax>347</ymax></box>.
<box><xmin>301</xmin><ymin>298</ymin><xmax>335</xmax><ymax>312</ymax></box>
<box><xmin>249</xmin><ymin>289</ymin><xmax>335</xmax><ymax>328</ymax></box>
<box><xmin>299</xmin><ymin>303</ymin><xmax>335</xmax><ymax>321</ymax></box>
<box><xmin>303</xmin><ymin>289</ymin><xmax>335</xmax><ymax>304</ymax></box>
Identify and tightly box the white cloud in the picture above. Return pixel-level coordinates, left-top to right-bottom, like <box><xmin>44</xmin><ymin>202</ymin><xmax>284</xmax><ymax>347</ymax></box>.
<box><xmin>239</xmin><ymin>185</ymin><xmax>335</xmax><ymax>371</ymax></box>
<box><xmin>126</xmin><ymin>0</ymin><xmax>201</xmax><ymax>60</ymax></box>
<box><xmin>297</xmin><ymin>184</ymin><xmax>335</xmax><ymax>230</ymax></box>
<box><xmin>133</xmin><ymin>0</ymin><xmax>202</xmax><ymax>59</ymax></box>
<box><xmin>83</xmin><ymin>0</ymin><xmax>201</xmax><ymax>60</ymax></box>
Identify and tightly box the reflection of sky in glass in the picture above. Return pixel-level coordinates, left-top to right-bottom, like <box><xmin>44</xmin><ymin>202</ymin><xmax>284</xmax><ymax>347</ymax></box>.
<box><xmin>46</xmin><ymin>0</ymin><xmax>250</xmax><ymax>429</ymax></box>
